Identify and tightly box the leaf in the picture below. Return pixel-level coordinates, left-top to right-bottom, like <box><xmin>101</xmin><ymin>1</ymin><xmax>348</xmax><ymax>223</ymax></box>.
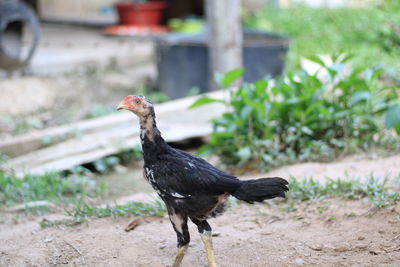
<box><xmin>340</xmin><ymin>53</ymin><xmax>354</xmax><ymax>63</ymax></box>
<box><xmin>305</xmin><ymin>55</ymin><xmax>325</xmax><ymax>67</ymax></box>
<box><xmin>349</xmin><ymin>91</ymin><xmax>371</xmax><ymax>105</ymax></box>
<box><xmin>236</xmin><ymin>147</ymin><xmax>252</xmax><ymax>162</ymax></box>
<box><xmin>213</xmin><ymin>132</ymin><xmax>234</xmax><ymax>138</ymax></box>
<box><xmin>385</xmin><ymin>104</ymin><xmax>400</xmax><ymax>129</ymax></box>
<box><xmin>216</xmin><ymin>68</ymin><xmax>245</xmax><ymax>88</ymax></box>
<box><xmin>189</xmin><ymin>97</ymin><xmax>225</xmax><ymax>109</ymax></box>
<box><xmin>240</xmin><ymin>105</ymin><xmax>253</xmax><ymax>119</ymax></box>
<box><xmin>394</xmin><ymin>123</ymin><xmax>400</xmax><ymax>135</ymax></box>
<box><xmin>301</xmin><ymin>126</ymin><xmax>314</xmax><ymax>135</ymax></box>
<box><xmin>318</xmin><ymin>107</ymin><xmax>330</xmax><ymax>118</ymax></box>
<box><xmin>244</xmin><ymin>98</ymin><xmax>264</xmax><ymax>114</ymax></box>
<box><xmin>254</xmin><ymin>79</ymin><xmax>268</xmax><ymax>97</ymax></box>
<box><xmin>327</xmin><ymin>67</ymin><xmax>338</xmax><ymax>78</ymax></box>
<box><xmin>305</xmin><ymin>101</ymin><xmax>322</xmax><ymax>116</ymax></box>
<box><xmin>333</xmin><ymin>110</ymin><xmax>351</xmax><ymax>119</ymax></box>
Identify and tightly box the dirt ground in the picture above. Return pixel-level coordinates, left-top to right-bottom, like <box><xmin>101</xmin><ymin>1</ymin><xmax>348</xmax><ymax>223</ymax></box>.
<box><xmin>1</xmin><ymin>154</ymin><xmax>400</xmax><ymax>267</ymax></box>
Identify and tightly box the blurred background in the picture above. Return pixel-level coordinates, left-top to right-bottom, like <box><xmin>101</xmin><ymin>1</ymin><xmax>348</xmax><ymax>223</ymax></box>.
<box><xmin>1</xmin><ymin>1</ymin><xmax>400</xmax><ymax>265</ymax></box>
<box><xmin>0</xmin><ymin>0</ymin><xmax>398</xmax><ymax>134</ymax></box>
<box><xmin>1</xmin><ymin>0</ymin><xmax>398</xmax><ymax>131</ymax></box>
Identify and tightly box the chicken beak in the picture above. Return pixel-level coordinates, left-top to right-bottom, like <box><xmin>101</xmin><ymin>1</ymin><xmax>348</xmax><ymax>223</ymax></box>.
<box><xmin>117</xmin><ymin>101</ymin><xmax>129</xmax><ymax>111</ymax></box>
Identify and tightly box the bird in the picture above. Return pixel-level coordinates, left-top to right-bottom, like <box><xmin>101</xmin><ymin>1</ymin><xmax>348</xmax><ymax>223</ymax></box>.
<box><xmin>117</xmin><ymin>95</ymin><xmax>289</xmax><ymax>267</ymax></box>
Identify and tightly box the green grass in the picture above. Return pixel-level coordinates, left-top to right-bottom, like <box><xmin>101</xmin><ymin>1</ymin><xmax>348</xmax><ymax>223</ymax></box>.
<box><xmin>0</xmin><ymin>168</ymin><xmax>166</xmax><ymax>227</ymax></box>
<box><xmin>40</xmin><ymin>200</ymin><xmax>166</xmax><ymax>228</ymax></box>
<box><xmin>243</xmin><ymin>1</ymin><xmax>400</xmax><ymax>74</ymax></box>
<box><xmin>40</xmin><ymin>216</ymin><xmax>88</xmax><ymax>228</ymax></box>
<box><xmin>41</xmin><ymin>173</ymin><xmax>400</xmax><ymax>228</ymax></box>
<box><xmin>0</xmin><ymin>170</ymin><xmax>106</xmax><ymax>206</ymax></box>
<box><xmin>0</xmin><ymin>115</ymin><xmax>46</xmax><ymax>136</ymax></box>
<box><xmin>286</xmin><ymin>174</ymin><xmax>400</xmax><ymax>207</ymax></box>
<box><xmin>2</xmin><ymin>164</ymin><xmax>397</xmax><ymax>228</ymax></box>
<box><xmin>66</xmin><ymin>201</ymin><xmax>166</xmax><ymax>218</ymax></box>
<box><xmin>91</xmin><ymin>145</ymin><xmax>143</xmax><ymax>173</ymax></box>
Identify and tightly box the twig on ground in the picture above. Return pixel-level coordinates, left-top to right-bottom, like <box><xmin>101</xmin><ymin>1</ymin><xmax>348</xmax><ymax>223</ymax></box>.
<box><xmin>63</xmin><ymin>239</ymin><xmax>82</xmax><ymax>256</ymax></box>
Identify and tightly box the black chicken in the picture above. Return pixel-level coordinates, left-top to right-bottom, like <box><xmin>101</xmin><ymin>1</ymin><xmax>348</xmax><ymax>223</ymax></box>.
<box><xmin>117</xmin><ymin>95</ymin><xmax>289</xmax><ymax>267</ymax></box>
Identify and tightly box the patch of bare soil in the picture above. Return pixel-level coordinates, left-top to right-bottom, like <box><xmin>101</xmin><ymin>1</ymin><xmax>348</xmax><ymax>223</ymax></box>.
<box><xmin>1</xmin><ymin>154</ymin><xmax>399</xmax><ymax>267</ymax></box>
<box><xmin>249</xmin><ymin>153</ymin><xmax>400</xmax><ymax>183</ymax></box>
<box><xmin>0</xmin><ymin>201</ymin><xmax>399</xmax><ymax>267</ymax></box>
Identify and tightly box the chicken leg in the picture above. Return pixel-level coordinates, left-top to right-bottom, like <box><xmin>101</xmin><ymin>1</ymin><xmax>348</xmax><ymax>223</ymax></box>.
<box><xmin>169</xmin><ymin>211</ymin><xmax>190</xmax><ymax>267</ymax></box>
<box><xmin>200</xmin><ymin>231</ymin><xmax>217</xmax><ymax>267</ymax></box>
<box><xmin>191</xmin><ymin>218</ymin><xmax>217</xmax><ymax>267</ymax></box>
<box><xmin>173</xmin><ymin>245</ymin><xmax>188</xmax><ymax>267</ymax></box>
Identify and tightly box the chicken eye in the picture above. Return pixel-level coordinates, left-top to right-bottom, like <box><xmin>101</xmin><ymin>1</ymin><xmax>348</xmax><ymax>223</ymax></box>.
<box><xmin>135</xmin><ymin>100</ymin><xmax>140</xmax><ymax>104</ymax></box>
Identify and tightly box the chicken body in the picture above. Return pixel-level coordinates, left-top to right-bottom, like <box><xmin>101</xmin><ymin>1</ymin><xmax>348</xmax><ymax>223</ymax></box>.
<box><xmin>117</xmin><ymin>95</ymin><xmax>289</xmax><ymax>267</ymax></box>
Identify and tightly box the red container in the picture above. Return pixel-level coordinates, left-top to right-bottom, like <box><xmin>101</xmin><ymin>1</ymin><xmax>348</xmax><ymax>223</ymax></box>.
<box><xmin>115</xmin><ymin>1</ymin><xmax>167</xmax><ymax>26</ymax></box>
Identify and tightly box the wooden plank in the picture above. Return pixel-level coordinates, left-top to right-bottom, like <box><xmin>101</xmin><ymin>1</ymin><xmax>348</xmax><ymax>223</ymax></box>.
<box><xmin>5</xmin><ymin>122</ymin><xmax>212</xmax><ymax>176</ymax></box>
<box><xmin>0</xmin><ymin>90</ymin><xmax>225</xmax><ymax>157</ymax></box>
<box><xmin>5</xmin><ymin>126</ymin><xmax>139</xmax><ymax>168</ymax></box>
<box><xmin>0</xmin><ymin>113</ymin><xmax>134</xmax><ymax>157</ymax></box>
<box><xmin>3</xmin><ymin>91</ymin><xmax>227</xmax><ymax>176</ymax></box>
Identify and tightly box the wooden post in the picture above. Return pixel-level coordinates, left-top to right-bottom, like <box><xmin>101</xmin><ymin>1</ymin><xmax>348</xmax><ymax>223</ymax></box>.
<box><xmin>206</xmin><ymin>0</ymin><xmax>243</xmax><ymax>90</ymax></box>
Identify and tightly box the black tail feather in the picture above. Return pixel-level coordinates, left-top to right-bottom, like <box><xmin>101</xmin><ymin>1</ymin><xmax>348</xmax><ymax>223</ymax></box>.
<box><xmin>232</xmin><ymin>177</ymin><xmax>289</xmax><ymax>203</ymax></box>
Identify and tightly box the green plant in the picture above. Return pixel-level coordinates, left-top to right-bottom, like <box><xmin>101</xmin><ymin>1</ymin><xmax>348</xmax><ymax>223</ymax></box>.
<box><xmin>67</xmin><ymin>201</ymin><xmax>166</xmax><ymax>218</ymax></box>
<box><xmin>93</xmin><ymin>156</ymin><xmax>121</xmax><ymax>173</ymax></box>
<box><xmin>0</xmin><ymin>115</ymin><xmax>45</xmax><ymax>136</ymax></box>
<box><xmin>286</xmin><ymin>174</ymin><xmax>400</xmax><ymax>208</ymax></box>
<box><xmin>0</xmin><ymin>153</ymin><xmax>9</xmax><ymax>167</ymax></box>
<box><xmin>385</xmin><ymin>103</ymin><xmax>400</xmax><ymax>135</ymax></box>
<box><xmin>242</xmin><ymin>1</ymin><xmax>400</xmax><ymax>73</ymax></box>
<box><xmin>41</xmin><ymin>200</ymin><xmax>166</xmax><ymax>228</ymax></box>
<box><xmin>191</xmin><ymin>56</ymin><xmax>399</xmax><ymax>170</ymax></box>
<box><xmin>0</xmin><ymin>170</ymin><xmax>106</xmax><ymax>206</ymax></box>
<box><xmin>40</xmin><ymin>217</ymin><xmax>87</xmax><ymax>228</ymax></box>
<box><xmin>91</xmin><ymin>145</ymin><xmax>143</xmax><ymax>173</ymax></box>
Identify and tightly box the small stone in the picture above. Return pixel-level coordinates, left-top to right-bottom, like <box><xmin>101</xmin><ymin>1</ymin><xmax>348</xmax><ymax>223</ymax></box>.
<box><xmin>267</xmin><ymin>216</ymin><xmax>282</xmax><ymax>224</ymax></box>
<box><xmin>261</xmin><ymin>232</ymin><xmax>273</xmax><ymax>236</ymax></box>
<box><xmin>309</xmin><ymin>244</ymin><xmax>323</xmax><ymax>251</ymax></box>
<box><xmin>44</xmin><ymin>238</ymin><xmax>53</xmax><ymax>243</ymax></box>
<box><xmin>295</xmin><ymin>258</ymin><xmax>304</xmax><ymax>266</ymax></box>
<box><xmin>334</xmin><ymin>245</ymin><xmax>351</xmax><ymax>252</ymax></box>
<box><xmin>357</xmin><ymin>236</ymin><xmax>365</xmax><ymax>240</ymax></box>
<box><xmin>212</xmin><ymin>231</ymin><xmax>221</xmax><ymax>237</ymax></box>
<box><xmin>159</xmin><ymin>243</ymin><xmax>167</xmax><ymax>249</ymax></box>
<box><xmin>369</xmin><ymin>249</ymin><xmax>380</xmax><ymax>255</ymax></box>
<box><xmin>355</xmin><ymin>244</ymin><xmax>368</xmax><ymax>250</ymax></box>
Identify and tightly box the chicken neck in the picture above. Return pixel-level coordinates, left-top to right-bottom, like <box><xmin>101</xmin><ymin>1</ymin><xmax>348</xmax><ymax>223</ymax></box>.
<box><xmin>139</xmin><ymin>113</ymin><xmax>170</xmax><ymax>163</ymax></box>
